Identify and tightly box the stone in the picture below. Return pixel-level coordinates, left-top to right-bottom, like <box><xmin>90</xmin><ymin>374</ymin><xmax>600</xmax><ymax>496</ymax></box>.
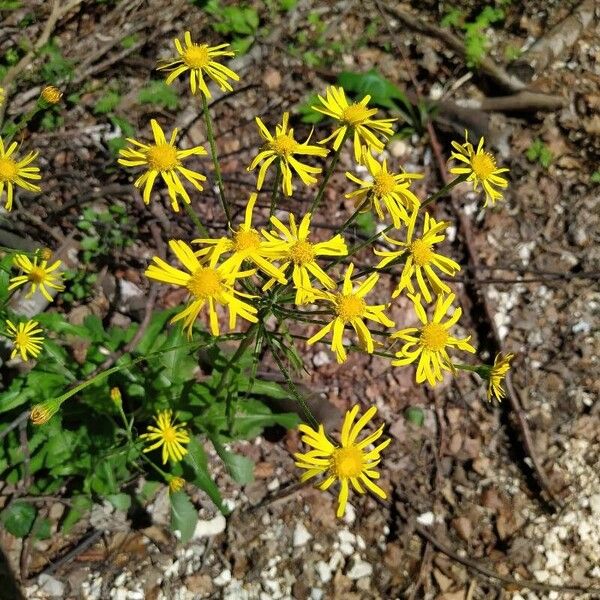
<box><xmin>293</xmin><ymin>522</ymin><xmax>312</xmax><ymax>547</ymax></box>
<box><xmin>192</xmin><ymin>514</ymin><xmax>226</xmax><ymax>539</ymax></box>
<box><xmin>37</xmin><ymin>574</ymin><xmax>65</xmax><ymax>598</ymax></box>
<box><xmin>346</xmin><ymin>557</ymin><xmax>373</xmax><ymax>580</ymax></box>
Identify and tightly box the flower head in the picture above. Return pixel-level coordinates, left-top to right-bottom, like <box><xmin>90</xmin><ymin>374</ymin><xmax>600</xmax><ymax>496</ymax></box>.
<box><xmin>40</xmin><ymin>85</ymin><xmax>63</xmax><ymax>104</ymax></box>
<box><xmin>9</xmin><ymin>254</ymin><xmax>65</xmax><ymax>302</ymax></box>
<box><xmin>30</xmin><ymin>399</ymin><xmax>61</xmax><ymax>425</ymax></box>
<box><xmin>346</xmin><ymin>149</ymin><xmax>422</xmax><ymax>227</ymax></box>
<box><xmin>110</xmin><ymin>387</ymin><xmax>122</xmax><ymax>408</ymax></box>
<box><xmin>0</xmin><ymin>137</ymin><xmax>41</xmax><ymax>211</ymax></box>
<box><xmin>449</xmin><ymin>132</ymin><xmax>509</xmax><ymax>206</ymax></box>
<box><xmin>391</xmin><ymin>293</ymin><xmax>475</xmax><ymax>386</ymax></box>
<box><xmin>158</xmin><ymin>32</ymin><xmax>239</xmax><ymax>98</ymax></box>
<box><xmin>248</xmin><ymin>112</ymin><xmax>328</xmax><ymax>196</ymax></box>
<box><xmin>145</xmin><ymin>239</ymin><xmax>258</xmax><ymax>337</ymax></box>
<box><xmin>485</xmin><ymin>352</ymin><xmax>514</xmax><ymax>402</ymax></box>
<box><xmin>168</xmin><ymin>476</ymin><xmax>186</xmax><ymax>494</ymax></box>
<box><xmin>5</xmin><ymin>319</ymin><xmax>44</xmax><ymax>361</ymax></box>
<box><xmin>261</xmin><ymin>211</ymin><xmax>347</xmax><ymax>304</ymax></box>
<box><xmin>375</xmin><ymin>210</ymin><xmax>460</xmax><ymax>302</ymax></box>
<box><xmin>294</xmin><ymin>405</ymin><xmax>391</xmax><ymax>517</ymax></box>
<box><xmin>312</xmin><ymin>86</ymin><xmax>396</xmax><ymax>163</ymax></box>
<box><xmin>118</xmin><ymin>119</ymin><xmax>207</xmax><ymax>212</ymax></box>
<box><xmin>307</xmin><ymin>263</ymin><xmax>394</xmax><ymax>363</ymax></box>
<box><xmin>140</xmin><ymin>410</ymin><xmax>190</xmax><ymax>464</ymax></box>
<box><xmin>194</xmin><ymin>193</ymin><xmax>287</xmax><ymax>283</ymax></box>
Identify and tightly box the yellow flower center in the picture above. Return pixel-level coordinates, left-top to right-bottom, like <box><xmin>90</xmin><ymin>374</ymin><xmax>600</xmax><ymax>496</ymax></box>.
<box><xmin>270</xmin><ymin>134</ymin><xmax>298</xmax><ymax>157</ymax></box>
<box><xmin>336</xmin><ymin>294</ymin><xmax>366</xmax><ymax>321</ymax></box>
<box><xmin>420</xmin><ymin>322</ymin><xmax>448</xmax><ymax>352</ymax></box>
<box><xmin>410</xmin><ymin>238</ymin><xmax>433</xmax><ymax>266</ymax></box>
<box><xmin>186</xmin><ymin>267</ymin><xmax>223</xmax><ymax>299</ymax></box>
<box><xmin>470</xmin><ymin>152</ymin><xmax>496</xmax><ymax>179</ymax></box>
<box><xmin>332</xmin><ymin>446</ymin><xmax>363</xmax><ymax>478</ymax></box>
<box><xmin>182</xmin><ymin>44</ymin><xmax>210</xmax><ymax>68</ymax></box>
<box><xmin>233</xmin><ymin>229</ymin><xmax>261</xmax><ymax>252</ymax></box>
<box><xmin>373</xmin><ymin>171</ymin><xmax>396</xmax><ymax>197</ymax></box>
<box><xmin>342</xmin><ymin>103</ymin><xmax>370</xmax><ymax>126</ymax></box>
<box><xmin>14</xmin><ymin>331</ymin><xmax>30</xmax><ymax>348</ymax></box>
<box><xmin>146</xmin><ymin>144</ymin><xmax>178</xmax><ymax>171</ymax></box>
<box><xmin>289</xmin><ymin>240</ymin><xmax>314</xmax><ymax>265</ymax></box>
<box><xmin>28</xmin><ymin>266</ymin><xmax>47</xmax><ymax>284</ymax></box>
<box><xmin>0</xmin><ymin>157</ymin><xmax>18</xmax><ymax>182</ymax></box>
<box><xmin>161</xmin><ymin>426</ymin><xmax>178</xmax><ymax>443</ymax></box>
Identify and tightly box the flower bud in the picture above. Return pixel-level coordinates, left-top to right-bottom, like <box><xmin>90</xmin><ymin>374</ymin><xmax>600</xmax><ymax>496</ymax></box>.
<box><xmin>41</xmin><ymin>85</ymin><xmax>63</xmax><ymax>105</ymax></box>
<box><xmin>168</xmin><ymin>476</ymin><xmax>185</xmax><ymax>494</ymax></box>
<box><xmin>110</xmin><ymin>387</ymin><xmax>122</xmax><ymax>408</ymax></box>
<box><xmin>30</xmin><ymin>399</ymin><xmax>60</xmax><ymax>425</ymax></box>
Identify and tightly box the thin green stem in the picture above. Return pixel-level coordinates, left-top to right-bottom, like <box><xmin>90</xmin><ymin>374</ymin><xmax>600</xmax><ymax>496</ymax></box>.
<box><xmin>420</xmin><ymin>173</ymin><xmax>467</xmax><ymax>209</ymax></box>
<box><xmin>201</xmin><ymin>93</ymin><xmax>231</xmax><ymax>225</ymax></box>
<box><xmin>335</xmin><ymin>192</ymin><xmax>372</xmax><ymax>236</ymax></box>
<box><xmin>270</xmin><ymin>162</ymin><xmax>282</xmax><ymax>219</ymax></box>
<box><xmin>183</xmin><ymin>202</ymin><xmax>208</xmax><ymax>237</ymax></box>
<box><xmin>310</xmin><ymin>130</ymin><xmax>349</xmax><ymax>214</ymax></box>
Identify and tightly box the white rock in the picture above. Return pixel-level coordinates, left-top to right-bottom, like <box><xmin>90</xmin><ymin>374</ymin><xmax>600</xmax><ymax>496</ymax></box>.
<box><xmin>293</xmin><ymin>522</ymin><xmax>312</xmax><ymax>547</ymax></box>
<box><xmin>192</xmin><ymin>514</ymin><xmax>226</xmax><ymax>539</ymax></box>
<box><xmin>338</xmin><ymin>529</ymin><xmax>356</xmax><ymax>546</ymax></box>
<box><xmin>267</xmin><ymin>478</ymin><xmax>280</xmax><ymax>491</ymax></box>
<box><xmin>315</xmin><ymin>561</ymin><xmax>332</xmax><ymax>583</ymax></box>
<box><xmin>589</xmin><ymin>494</ymin><xmax>600</xmax><ymax>515</ymax></box>
<box><xmin>343</xmin><ymin>503</ymin><xmax>356</xmax><ymax>525</ymax></box>
<box><xmin>328</xmin><ymin>549</ymin><xmax>345</xmax><ymax>571</ymax></box>
<box><xmin>416</xmin><ymin>511</ymin><xmax>435</xmax><ymax>526</ymax></box>
<box><xmin>339</xmin><ymin>543</ymin><xmax>354</xmax><ymax>556</ymax></box>
<box><xmin>37</xmin><ymin>574</ymin><xmax>65</xmax><ymax>598</ymax></box>
<box><xmin>214</xmin><ymin>569</ymin><xmax>232</xmax><ymax>587</ymax></box>
<box><xmin>347</xmin><ymin>558</ymin><xmax>373</xmax><ymax>580</ymax></box>
<box><xmin>312</xmin><ymin>351</ymin><xmax>331</xmax><ymax>367</ymax></box>
<box><xmin>310</xmin><ymin>589</ymin><xmax>324</xmax><ymax>600</ymax></box>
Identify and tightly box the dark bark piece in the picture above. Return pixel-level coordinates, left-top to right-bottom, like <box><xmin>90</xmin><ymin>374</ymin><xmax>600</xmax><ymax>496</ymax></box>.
<box><xmin>508</xmin><ymin>0</ymin><xmax>597</xmax><ymax>82</ymax></box>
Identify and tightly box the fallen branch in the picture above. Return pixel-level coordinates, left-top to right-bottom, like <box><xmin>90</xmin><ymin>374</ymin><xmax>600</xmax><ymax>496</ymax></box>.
<box><xmin>453</xmin><ymin>90</ymin><xmax>567</xmax><ymax>113</ymax></box>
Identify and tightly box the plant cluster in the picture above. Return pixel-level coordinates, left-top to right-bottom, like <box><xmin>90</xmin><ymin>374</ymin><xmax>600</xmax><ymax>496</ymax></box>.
<box><xmin>0</xmin><ymin>30</ymin><xmax>514</xmax><ymax>539</ymax></box>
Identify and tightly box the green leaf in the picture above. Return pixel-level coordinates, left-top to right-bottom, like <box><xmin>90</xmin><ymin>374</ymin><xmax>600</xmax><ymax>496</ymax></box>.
<box><xmin>183</xmin><ymin>438</ymin><xmax>225</xmax><ymax>512</ymax></box>
<box><xmin>405</xmin><ymin>406</ymin><xmax>424</xmax><ymax>427</ymax></box>
<box><xmin>136</xmin><ymin>309</ymin><xmax>178</xmax><ymax>355</ymax></box>
<box><xmin>338</xmin><ymin>69</ymin><xmax>409</xmax><ymax>110</ymax></box>
<box><xmin>231</xmin><ymin>36</ymin><xmax>254</xmax><ymax>55</ymax></box>
<box><xmin>107</xmin><ymin>493</ymin><xmax>131</xmax><ymax>512</ymax></box>
<box><xmin>170</xmin><ymin>491</ymin><xmax>198</xmax><ymax>543</ymax></box>
<box><xmin>210</xmin><ymin>436</ymin><xmax>254</xmax><ymax>484</ymax></box>
<box><xmin>0</xmin><ymin>379</ymin><xmax>32</xmax><ymax>414</ymax></box>
<box><xmin>138</xmin><ymin>80</ymin><xmax>179</xmax><ymax>110</ymax></box>
<box><xmin>355</xmin><ymin>211</ymin><xmax>376</xmax><ymax>236</ymax></box>
<box><xmin>158</xmin><ymin>327</ymin><xmax>197</xmax><ymax>386</ymax></box>
<box><xmin>1</xmin><ymin>502</ymin><xmax>37</xmax><ymax>537</ymax></box>
<box><xmin>94</xmin><ymin>91</ymin><xmax>121</xmax><ymax>114</ymax></box>
<box><xmin>62</xmin><ymin>495</ymin><xmax>92</xmax><ymax>534</ymax></box>
<box><xmin>34</xmin><ymin>517</ymin><xmax>52</xmax><ymax>540</ymax></box>
<box><xmin>590</xmin><ymin>171</ymin><xmax>600</xmax><ymax>183</ymax></box>
<box><xmin>121</xmin><ymin>34</ymin><xmax>138</xmax><ymax>49</ymax></box>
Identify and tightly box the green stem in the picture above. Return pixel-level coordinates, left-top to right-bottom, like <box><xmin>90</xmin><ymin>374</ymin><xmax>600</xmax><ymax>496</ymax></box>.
<box><xmin>201</xmin><ymin>93</ymin><xmax>231</xmax><ymax>225</ymax></box>
<box><xmin>183</xmin><ymin>202</ymin><xmax>208</xmax><ymax>237</ymax></box>
<box><xmin>309</xmin><ymin>130</ymin><xmax>349</xmax><ymax>214</ymax></box>
<box><xmin>335</xmin><ymin>192</ymin><xmax>372</xmax><ymax>236</ymax></box>
<box><xmin>420</xmin><ymin>174</ymin><xmax>467</xmax><ymax>209</ymax></box>
<box><xmin>270</xmin><ymin>162</ymin><xmax>282</xmax><ymax>219</ymax></box>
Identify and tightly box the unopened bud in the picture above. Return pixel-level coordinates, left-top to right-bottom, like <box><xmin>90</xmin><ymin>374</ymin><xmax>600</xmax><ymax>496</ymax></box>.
<box><xmin>110</xmin><ymin>387</ymin><xmax>122</xmax><ymax>408</ymax></box>
<box><xmin>30</xmin><ymin>399</ymin><xmax>60</xmax><ymax>425</ymax></box>
<box><xmin>168</xmin><ymin>476</ymin><xmax>185</xmax><ymax>494</ymax></box>
<box><xmin>41</xmin><ymin>85</ymin><xmax>63</xmax><ymax>105</ymax></box>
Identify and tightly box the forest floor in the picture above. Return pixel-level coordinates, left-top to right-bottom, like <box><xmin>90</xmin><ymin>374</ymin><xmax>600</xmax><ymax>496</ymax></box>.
<box><xmin>0</xmin><ymin>0</ymin><xmax>599</xmax><ymax>599</ymax></box>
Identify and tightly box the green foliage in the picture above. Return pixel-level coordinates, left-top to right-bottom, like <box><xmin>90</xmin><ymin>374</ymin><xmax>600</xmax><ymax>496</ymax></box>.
<box><xmin>170</xmin><ymin>491</ymin><xmax>197</xmax><ymax>543</ymax></box>
<box><xmin>355</xmin><ymin>212</ymin><xmax>376</xmax><ymax>237</ymax></box>
<box><xmin>504</xmin><ymin>43</ymin><xmax>522</xmax><ymax>61</ymax></box>
<box><xmin>204</xmin><ymin>0</ymin><xmax>259</xmax><ymax>55</ymax></box>
<box><xmin>94</xmin><ymin>90</ymin><xmax>121</xmax><ymax>114</ymax></box>
<box><xmin>1</xmin><ymin>502</ymin><xmax>36</xmax><ymax>538</ymax></box>
<box><xmin>138</xmin><ymin>80</ymin><xmax>179</xmax><ymax>110</ymax></box>
<box><xmin>0</xmin><ymin>1</ymin><xmax>22</xmax><ymax>9</ymax></box>
<box><xmin>405</xmin><ymin>406</ymin><xmax>424</xmax><ymax>427</ymax></box>
<box><xmin>590</xmin><ymin>171</ymin><xmax>600</xmax><ymax>184</ymax></box>
<box><xmin>297</xmin><ymin>93</ymin><xmax>324</xmax><ymax>124</ymax></box>
<box><xmin>526</xmin><ymin>139</ymin><xmax>553</xmax><ymax>169</ymax></box>
<box><xmin>120</xmin><ymin>34</ymin><xmax>138</xmax><ymax>50</ymax></box>
<box><xmin>39</xmin><ymin>39</ymin><xmax>74</xmax><ymax>83</ymax></box>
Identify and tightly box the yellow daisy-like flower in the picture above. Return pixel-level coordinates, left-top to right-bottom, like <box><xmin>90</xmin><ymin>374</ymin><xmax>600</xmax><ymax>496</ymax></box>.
<box><xmin>5</xmin><ymin>319</ymin><xmax>44</xmax><ymax>361</ymax></box>
<box><xmin>0</xmin><ymin>137</ymin><xmax>41</xmax><ymax>211</ymax></box>
<box><xmin>168</xmin><ymin>476</ymin><xmax>186</xmax><ymax>494</ymax></box>
<box><xmin>157</xmin><ymin>32</ymin><xmax>239</xmax><ymax>98</ymax></box>
<box><xmin>194</xmin><ymin>193</ymin><xmax>287</xmax><ymax>284</ymax></box>
<box><xmin>312</xmin><ymin>86</ymin><xmax>396</xmax><ymax>163</ymax></box>
<box><xmin>140</xmin><ymin>410</ymin><xmax>190</xmax><ymax>464</ymax></box>
<box><xmin>449</xmin><ymin>132</ymin><xmax>509</xmax><ymax>206</ymax></box>
<box><xmin>8</xmin><ymin>254</ymin><xmax>65</xmax><ymax>302</ymax></box>
<box><xmin>145</xmin><ymin>239</ymin><xmax>258</xmax><ymax>337</ymax></box>
<box><xmin>294</xmin><ymin>405</ymin><xmax>391</xmax><ymax>518</ymax></box>
<box><xmin>261</xmin><ymin>211</ymin><xmax>348</xmax><ymax>304</ymax></box>
<box><xmin>486</xmin><ymin>352</ymin><xmax>514</xmax><ymax>402</ymax></box>
<box><xmin>307</xmin><ymin>263</ymin><xmax>394</xmax><ymax>363</ymax></box>
<box><xmin>248</xmin><ymin>112</ymin><xmax>328</xmax><ymax>196</ymax></box>
<box><xmin>346</xmin><ymin>149</ymin><xmax>422</xmax><ymax>228</ymax></box>
<box><xmin>391</xmin><ymin>293</ymin><xmax>475</xmax><ymax>386</ymax></box>
<box><xmin>375</xmin><ymin>210</ymin><xmax>460</xmax><ymax>302</ymax></box>
<box><xmin>118</xmin><ymin>119</ymin><xmax>207</xmax><ymax>212</ymax></box>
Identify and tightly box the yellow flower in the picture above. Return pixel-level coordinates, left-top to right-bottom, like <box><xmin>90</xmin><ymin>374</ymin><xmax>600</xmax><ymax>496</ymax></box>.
<box><xmin>307</xmin><ymin>263</ymin><xmax>394</xmax><ymax>363</ymax></box>
<box><xmin>30</xmin><ymin>399</ymin><xmax>61</xmax><ymax>425</ymax></box>
<box><xmin>449</xmin><ymin>132</ymin><xmax>509</xmax><ymax>205</ymax></box>
<box><xmin>158</xmin><ymin>32</ymin><xmax>239</xmax><ymax>98</ymax></box>
<box><xmin>345</xmin><ymin>149</ymin><xmax>422</xmax><ymax>227</ymax></box>
<box><xmin>9</xmin><ymin>254</ymin><xmax>65</xmax><ymax>302</ymax></box>
<box><xmin>0</xmin><ymin>137</ymin><xmax>41</xmax><ymax>211</ymax></box>
<box><xmin>312</xmin><ymin>86</ymin><xmax>396</xmax><ymax>162</ymax></box>
<box><xmin>487</xmin><ymin>352</ymin><xmax>514</xmax><ymax>402</ymax></box>
<box><xmin>248</xmin><ymin>112</ymin><xmax>328</xmax><ymax>196</ymax></box>
<box><xmin>118</xmin><ymin>119</ymin><xmax>207</xmax><ymax>212</ymax></box>
<box><xmin>194</xmin><ymin>193</ymin><xmax>287</xmax><ymax>284</ymax></box>
<box><xmin>261</xmin><ymin>211</ymin><xmax>347</xmax><ymax>304</ymax></box>
<box><xmin>168</xmin><ymin>476</ymin><xmax>186</xmax><ymax>494</ymax></box>
<box><xmin>375</xmin><ymin>210</ymin><xmax>460</xmax><ymax>302</ymax></box>
<box><xmin>294</xmin><ymin>405</ymin><xmax>391</xmax><ymax>518</ymax></box>
<box><xmin>5</xmin><ymin>319</ymin><xmax>44</xmax><ymax>361</ymax></box>
<box><xmin>140</xmin><ymin>410</ymin><xmax>190</xmax><ymax>464</ymax></box>
<box><xmin>145</xmin><ymin>239</ymin><xmax>258</xmax><ymax>337</ymax></box>
<box><xmin>110</xmin><ymin>387</ymin><xmax>122</xmax><ymax>408</ymax></box>
<box><xmin>391</xmin><ymin>293</ymin><xmax>475</xmax><ymax>386</ymax></box>
<box><xmin>40</xmin><ymin>85</ymin><xmax>63</xmax><ymax>104</ymax></box>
